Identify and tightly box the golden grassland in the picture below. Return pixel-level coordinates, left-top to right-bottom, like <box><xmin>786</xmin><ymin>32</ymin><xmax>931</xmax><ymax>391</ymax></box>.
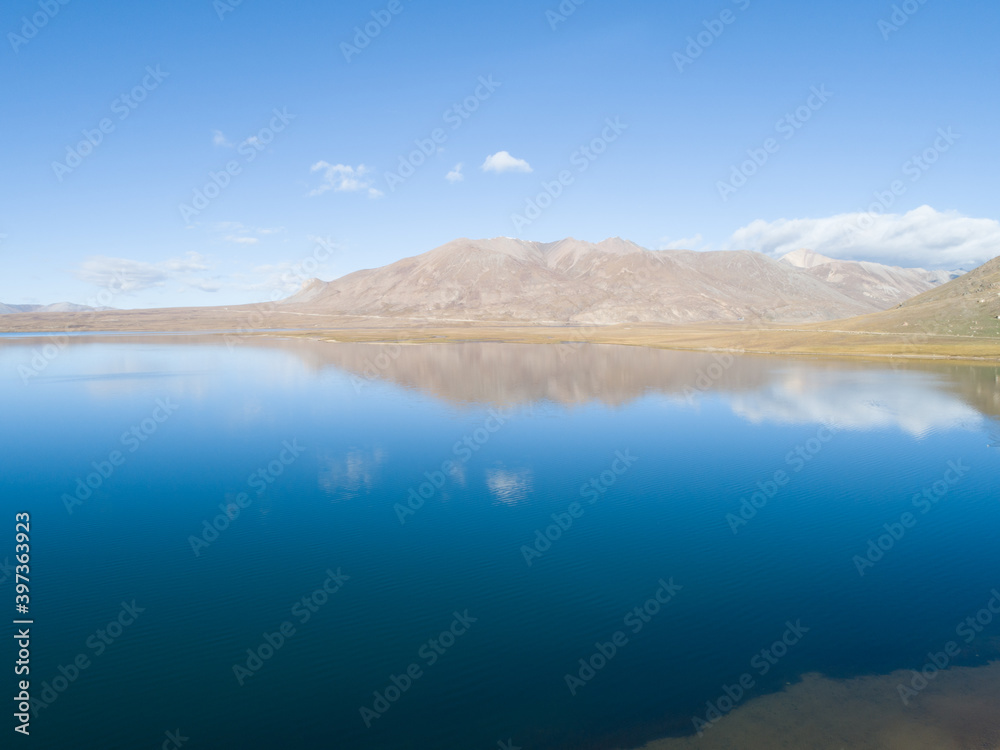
<box><xmin>1</xmin><ymin>306</ymin><xmax>999</xmax><ymax>361</ymax></box>
<box><xmin>276</xmin><ymin>323</ymin><xmax>1000</xmax><ymax>361</ymax></box>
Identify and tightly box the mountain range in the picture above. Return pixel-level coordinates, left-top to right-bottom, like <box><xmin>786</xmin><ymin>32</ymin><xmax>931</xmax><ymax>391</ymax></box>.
<box><xmin>1</xmin><ymin>238</ymin><xmax>996</xmax><ymax>358</ymax></box>
<box><xmin>777</xmin><ymin>248</ymin><xmax>959</xmax><ymax>307</ymax></box>
<box><xmin>838</xmin><ymin>253</ymin><xmax>1000</xmax><ymax>337</ymax></box>
<box><xmin>0</xmin><ymin>302</ymin><xmax>103</xmax><ymax>315</ymax></box>
<box><xmin>280</xmin><ymin>237</ymin><xmax>962</xmax><ymax>325</ymax></box>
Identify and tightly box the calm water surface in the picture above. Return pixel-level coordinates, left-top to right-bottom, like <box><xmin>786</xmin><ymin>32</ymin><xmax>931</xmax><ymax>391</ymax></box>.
<box><xmin>1</xmin><ymin>338</ymin><xmax>998</xmax><ymax>749</ymax></box>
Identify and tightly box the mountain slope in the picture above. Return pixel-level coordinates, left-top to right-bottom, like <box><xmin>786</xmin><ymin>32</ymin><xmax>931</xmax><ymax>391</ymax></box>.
<box><xmin>779</xmin><ymin>248</ymin><xmax>838</xmax><ymax>268</ymax></box>
<box><xmin>779</xmin><ymin>249</ymin><xmax>957</xmax><ymax>308</ymax></box>
<box><xmin>838</xmin><ymin>255</ymin><xmax>1000</xmax><ymax>336</ymax></box>
<box><xmin>0</xmin><ymin>302</ymin><xmax>103</xmax><ymax>315</ymax></box>
<box><xmin>283</xmin><ymin>238</ymin><xmax>943</xmax><ymax>325</ymax></box>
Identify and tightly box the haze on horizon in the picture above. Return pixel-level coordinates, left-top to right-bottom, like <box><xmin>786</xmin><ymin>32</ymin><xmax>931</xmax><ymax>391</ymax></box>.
<box><xmin>2</xmin><ymin>0</ymin><xmax>999</xmax><ymax>309</ymax></box>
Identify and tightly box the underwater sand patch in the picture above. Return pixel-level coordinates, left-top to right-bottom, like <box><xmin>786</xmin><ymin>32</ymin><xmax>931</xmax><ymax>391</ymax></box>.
<box><xmin>633</xmin><ymin>661</ymin><xmax>1000</xmax><ymax>750</ymax></box>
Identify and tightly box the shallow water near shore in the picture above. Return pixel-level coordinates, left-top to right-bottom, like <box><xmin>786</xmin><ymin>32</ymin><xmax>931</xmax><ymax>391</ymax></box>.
<box><xmin>1</xmin><ymin>338</ymin><xmax>999</xmax><ymax>749</ymax></box>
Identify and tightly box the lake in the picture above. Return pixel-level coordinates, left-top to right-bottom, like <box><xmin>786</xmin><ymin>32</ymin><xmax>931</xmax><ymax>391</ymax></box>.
<box><xmin>2</xmin><ymin>336</ymin><xmax>998</xmax><ymax>749</ymax></box>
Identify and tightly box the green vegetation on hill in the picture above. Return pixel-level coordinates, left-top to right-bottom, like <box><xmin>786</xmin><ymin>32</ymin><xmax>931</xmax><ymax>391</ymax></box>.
<box><xmin>839</xmin><ymin>255</ymin><xmax>1000</xmax><ymax>337</ymax></box>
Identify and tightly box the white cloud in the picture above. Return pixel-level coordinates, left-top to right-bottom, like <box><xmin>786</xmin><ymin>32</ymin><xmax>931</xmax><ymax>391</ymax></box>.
<box><xmin>73</xmin><ymin>234</ymin><xmax>339</xmax><ymax>301</ymax></box>
<box><xmin>74</xmin><ymin>252</ymin><xmax>217</xmax><ymax>294</ymax></box>
<box><xmin>223</xmin><ymin>235</ymin><xmax>340</xmax><ymax>296</ymax></box>
<box><xmin>305</xmin><ymin>234</ymin><xmax>340</xmax><ymax>253</ymax></box>
<box><xmin>211</xmin><ymin>222</ymin><xmax>284</xmax><ymax>244</ymax></box>
<box><xmin>446</xmin><ymin>163</ymin><xmax>464</xmax><ymax>183</ymax></box>
<box><xmin>212</xmin><ymin>130</ymin><xmax>233</xmax><ymax>148</ymax></box>
<box><xmin>182</xmin><ymin>279</ymin><xmax>223</xmax><ymax>293</ymax></box>
<box><xmin>660</xmin><ymin>233</ymin><xmax>707</xmax><ymax>251</ymax></box>
<box><xmin>481</xmin><ymin>151</ymin><xmax>532</xmax><ymax>174</ymax></box>
<box><xmin>238</xmin><ymin>263</ymin><xmax>317</xmax><ymax>295</ymax></box>
<box><xmin>727</xmin><ymin>206</ymin><xmax>1000</xmax><ymax>270</ymax></box>
<box><xmin>236</xmin><ymin>240</ymin><xmax>339</xmax><ymax>295</ymax></box>
<box><xmin>309</xmin><ymin>161</ymin><xmax>383</xmax><ymax>198</ymax></box>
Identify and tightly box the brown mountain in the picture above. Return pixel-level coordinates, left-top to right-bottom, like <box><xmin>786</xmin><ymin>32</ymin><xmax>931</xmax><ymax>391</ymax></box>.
<box><xmin>779</xmin><ymin>248</ymin><xmax>958</xmax><ymax>308</ymax></box>
<box><xmin>840</xmin><ymin>254</ymin><xmax>1000</xmax><ymax>337</ymax></box>
<box><xmin>281</xmin><ymin>238</ymin><xmax>952</xmax><ymax>325</ymax></box>
<box><xmin>0</xmin><ymin>302</ymin><xmax>104</xmax><ymax>314</ymax></box>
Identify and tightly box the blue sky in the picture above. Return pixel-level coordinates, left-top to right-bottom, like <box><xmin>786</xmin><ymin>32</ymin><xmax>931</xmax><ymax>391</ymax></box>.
<box><xmin>2</xmin><ymin>0</ymin><xmax>998</xmax><ymax>308</ymax></box>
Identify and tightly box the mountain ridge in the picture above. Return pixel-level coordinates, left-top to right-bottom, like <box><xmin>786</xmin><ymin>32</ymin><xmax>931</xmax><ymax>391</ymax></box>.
<box><xmin>837</xmin><ymin>254</ymin><xmax>1000</xmax><ymax>337</ymax></box>
<box><xmin>281</xmin><ymin>237</ymin><xmax>959</xmax><ymax>325</ymax></box>
<box><xmin>0</xmin><ymin>302</ymin><xmax>107</xmax><ymax>315</ymax></box>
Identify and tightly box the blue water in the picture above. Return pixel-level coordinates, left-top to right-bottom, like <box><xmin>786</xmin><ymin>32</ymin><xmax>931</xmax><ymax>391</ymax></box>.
<box><xmin>1</xmin><ymin>339</ymin><xmax>998</xmax><ymax>749</ymax></box>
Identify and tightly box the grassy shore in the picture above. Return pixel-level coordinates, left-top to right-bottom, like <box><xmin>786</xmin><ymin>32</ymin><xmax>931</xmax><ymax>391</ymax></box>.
<box><xmin>1</xmin><ymin>308</ymin><xmax>999</xmax><ymax>361</ymax></box>
<box><xmin>269</xmin><ymin>324</ymin><xmax>1000</xmax><ymax>361</ymax></box>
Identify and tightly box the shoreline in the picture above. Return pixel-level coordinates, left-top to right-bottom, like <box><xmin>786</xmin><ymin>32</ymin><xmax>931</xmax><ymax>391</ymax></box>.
<box><xmin>1</xmin><ymin>322</ymin><xmax>999</xmax><ymax>363</ymax></box>
<box><xmin>288</xmin><ymin>332</ymin><xmax>1000</xmax><ymax>364</ymax></box>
